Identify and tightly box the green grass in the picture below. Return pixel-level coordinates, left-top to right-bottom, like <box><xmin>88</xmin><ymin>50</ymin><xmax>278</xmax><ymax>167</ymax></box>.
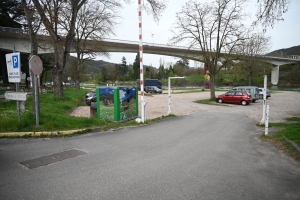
<box><xmin>0</xmin><ymin>88</ymin><xmax>149</xmax><ymax>134</ymax></box>
<box><xmin>194</xmin><ymin>98</ymin><xmax>220</xmax><ymax>105</ymax></box>
<box><xmin>260</xmin><ymin>118</ymin><xmax>300</xmax><ymax>161</ymax></box>
<box><xmin>267</xmin><ymin>118</ymin><xmax>300</xmax><ymax>147</ymax></box>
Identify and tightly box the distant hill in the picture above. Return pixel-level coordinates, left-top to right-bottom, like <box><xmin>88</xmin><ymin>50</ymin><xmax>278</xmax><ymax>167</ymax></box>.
<box><xmin>267</xmin><ymin>45</ymin><xmax>300</xmax><ymax>57</ymax></box>
<box><xmin>84</xmin><ymin>59</ymin><xmax>116</xmax><ymax>73</ymax></box>
<box><xmin>65</xmin><ymin>56</ymin><xmax>116</xmax><ymax>74</ymax></box>
<box><xmin>80</xmin><ymin>57</ymin><xmax>150</xmax><ymax>74</ymax></box>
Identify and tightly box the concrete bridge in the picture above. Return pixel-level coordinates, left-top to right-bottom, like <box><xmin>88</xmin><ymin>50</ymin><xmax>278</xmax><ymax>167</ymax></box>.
<box><xmin>0</xmin><ymin>26</ymin><xmax>299</xmax><ymax>85</ymax></box>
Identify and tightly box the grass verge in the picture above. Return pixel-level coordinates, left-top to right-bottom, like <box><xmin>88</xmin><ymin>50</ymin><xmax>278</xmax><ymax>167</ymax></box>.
<box><xmin>0</xmin><ymin>88</ymin><xmax>170</xmax><ymax>136</ymax></box>
<box><xmin>260</xmin><ymin>118</ymin><xmax>300</xmax><ymax>162</ymax></box>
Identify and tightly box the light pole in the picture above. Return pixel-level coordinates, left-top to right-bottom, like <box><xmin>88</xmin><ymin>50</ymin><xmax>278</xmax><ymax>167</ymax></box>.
<box><xmin>152</xmin><ymin>33</ymin><xmax>154</xmax><ymax>45</ymax></box>
<box><xmin>168</xmin><ymin>76</ymin><xmax>185</xmax><ymax>115</ymax></box>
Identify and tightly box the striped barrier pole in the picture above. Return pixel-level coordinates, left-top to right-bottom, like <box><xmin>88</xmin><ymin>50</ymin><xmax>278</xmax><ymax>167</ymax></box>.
<box><xmin>138</xmin><ymin>0</ymin><xmax>146</xmax><ymax>122</ymax></box>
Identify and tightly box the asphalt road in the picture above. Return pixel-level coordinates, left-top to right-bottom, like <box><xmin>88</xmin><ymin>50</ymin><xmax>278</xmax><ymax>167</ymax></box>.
<box><xmin>1</xmin><ymin>113</ymin><xmax>300</xmax><ymax>199</ymax></box>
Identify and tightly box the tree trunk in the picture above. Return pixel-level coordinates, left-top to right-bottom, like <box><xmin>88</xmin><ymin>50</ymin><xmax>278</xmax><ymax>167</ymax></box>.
<box><xmin>248</xmin><ymin>70</ymin><xmax>252</xmax><ymax>85</ymax></box>
<box><xmin>30</xmin><ymin>32</ymin><xmax>39</xmax><ymax>115</ymax></box>
<box><xmin>52</xmin><ymin>42</ymin><xmax>65</xmax><ymax>98</ymax></box>
<box><xmin>75</xmin><ymin>56</ymin><xmax>81</xmax><ymax>90</ymax></box>
<box><xmin>208</xmin><ymin>62</ymin><xmax>217</xmax><ymax>100</ymax></box>
<box><xmin>22</xmin><ymin>0</ymin><xmax>39</xmax><ymax>115</ymax></box>
<box><xmin>210</xmin><ymin>71</ymin><xmax>216</xmax><ymax>100</ymax></box>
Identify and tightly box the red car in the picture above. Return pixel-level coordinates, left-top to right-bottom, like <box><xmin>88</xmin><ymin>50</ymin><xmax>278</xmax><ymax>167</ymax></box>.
<box><xmin>216</xmin><ymin>90</ymin><xmax>252</xmax><ymax>106</ymax></box>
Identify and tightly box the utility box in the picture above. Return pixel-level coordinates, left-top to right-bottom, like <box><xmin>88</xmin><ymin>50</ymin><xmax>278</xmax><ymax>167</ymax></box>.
<box><xmin>94</xmin><ymin>87</ymin><xmax>138</xmax><ymax>122</ymax></box>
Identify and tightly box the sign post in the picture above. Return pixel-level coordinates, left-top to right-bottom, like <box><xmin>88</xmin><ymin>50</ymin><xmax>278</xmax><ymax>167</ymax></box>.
<box><xmin>29</xmin><ymin>55</ymin><xmax>43</xmax><ymax>126</ymax></box>
<box><xmin>5</xmin><ymin>52</ymin><xmax>22</xmax><ymax>122</ymax></box>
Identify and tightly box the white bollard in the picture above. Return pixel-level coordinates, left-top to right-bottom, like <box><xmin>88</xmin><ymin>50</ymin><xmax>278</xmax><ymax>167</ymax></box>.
<box><xmin>260</xmin><ymin>75</ymin><xmax>268</xmax><ymax>125</ymax></box>
<box><xmin>265</xmin><ymin>104</ymin><xmax>269</xmax><ymax>135</ymax></box>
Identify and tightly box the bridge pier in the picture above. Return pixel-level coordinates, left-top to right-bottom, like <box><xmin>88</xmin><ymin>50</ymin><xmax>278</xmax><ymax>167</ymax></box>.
<box><xmin>271</xmin><ymin>65</ymin><xmax>279</xmax><ymax>85</ymax></box>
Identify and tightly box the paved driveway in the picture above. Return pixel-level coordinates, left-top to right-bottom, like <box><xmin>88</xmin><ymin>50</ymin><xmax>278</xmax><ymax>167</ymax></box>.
<box><xmin>1</xmin><ymin>112</ymin><xmax>300</xmax><ymax>199</ymax></box>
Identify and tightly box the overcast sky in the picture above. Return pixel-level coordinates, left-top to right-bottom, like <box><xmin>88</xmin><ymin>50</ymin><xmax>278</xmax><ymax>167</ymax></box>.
<box><xmin>95</xmin><ymin>0</ymin><xmax>300</xmax><ymax>68</ymax></box>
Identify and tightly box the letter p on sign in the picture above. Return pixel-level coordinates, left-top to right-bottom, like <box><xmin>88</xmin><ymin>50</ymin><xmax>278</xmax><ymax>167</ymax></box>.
<box><xmin>12</xmin><ymin>55</ymin><xmax>19</xmax><ymax>68</ymax></box>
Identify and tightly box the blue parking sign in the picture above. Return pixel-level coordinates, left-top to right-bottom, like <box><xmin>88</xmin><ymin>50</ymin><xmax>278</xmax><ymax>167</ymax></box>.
<box><xmin>6</xmin><ymin>52</ymin><xmax>21</xmax><ymax>83</ymax></box>
<box><xmin>12</xmin><ymin>55</ymin><xmax>19</xmax><ymax>68</ymax></box>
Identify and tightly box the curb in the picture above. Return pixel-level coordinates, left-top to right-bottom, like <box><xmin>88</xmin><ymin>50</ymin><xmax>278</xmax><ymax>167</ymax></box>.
<box><xmin>0</xmin><ymin>129</ymin><xmax>86</xmax><ymax>137</ymax></box>
<box><xmin>285</xmin><ymin>137</ymin><xmax>300</xmax><ymax>155</ymax></box>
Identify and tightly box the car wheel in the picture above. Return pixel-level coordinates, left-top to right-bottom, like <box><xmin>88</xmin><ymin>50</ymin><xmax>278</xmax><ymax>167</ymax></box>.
<box><xmin>259</xmin><ymin>94</ymin><xmax>263</xmax><ymax>99</ymax></box>
<box><xmin>252</xmin><ymin>100</ymin><xmax>256</xmax><ymax>103</ymax></box>
<box><xmin>241</xmin><ymin>100</ymin><xmax>247</xmax><ymax>106</ymax></box>
<box><xmin>218</xmin><ymin>98</ymin><xmax>223</xmax><ymax>103</ymax></box>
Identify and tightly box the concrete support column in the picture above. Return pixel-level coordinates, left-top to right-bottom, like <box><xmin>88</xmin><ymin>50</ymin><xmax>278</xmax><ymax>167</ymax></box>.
<box><xmin>271</xmin><ymin>65</ymin><xmax>279</xmax><ymax>85</ymax></box>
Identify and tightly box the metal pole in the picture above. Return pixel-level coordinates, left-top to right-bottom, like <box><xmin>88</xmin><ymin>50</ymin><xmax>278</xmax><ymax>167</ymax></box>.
<box><xmin>34</xmin><ymin>75</ymin><xmax>39</xmax><ymax>126</ymax></box>
<box><xmin>260</xmin><ymin>75</ymin><xmax>267</xmax><ymax>125</ymax></box>
<box><xmin>16</xmin><ymin>83</ymin><xmax>21</xmax><ymax>123</ymax></box>
<box><xmin>168</xmin><ymin>77</ymin><xmax>171</xmax><ymax>115</ymax></box>
<box><xmin>13</xmin><ymin>45</ymin><xmax>21</xmax><ymax>123</ymax></box>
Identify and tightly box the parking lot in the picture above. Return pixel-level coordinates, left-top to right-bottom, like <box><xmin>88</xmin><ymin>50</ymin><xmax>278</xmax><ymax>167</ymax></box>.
<box><xmin>70</xmin><ymin>90</ymin><xmax>300</xmax><ymax>123</ymax></box>
<box><xmin>140</xmin><ymin>90</ymin><xmax>300</xmax><ymax>123</ymax></box>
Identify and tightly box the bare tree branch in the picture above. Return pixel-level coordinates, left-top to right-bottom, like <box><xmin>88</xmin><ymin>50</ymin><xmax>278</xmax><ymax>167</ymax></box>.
<box><xmin>255</xmin><ymin>0</ymin><xmax>290</xmax><ymax>30</ymax></box>
<box><xmin>170</xmin><ymin>0</ymin><xmax>250</xmax><ymax>99</ymax></box>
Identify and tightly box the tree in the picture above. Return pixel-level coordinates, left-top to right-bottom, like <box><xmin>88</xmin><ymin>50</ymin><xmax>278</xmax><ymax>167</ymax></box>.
<box><xmin>176</xmin><ymin>58</ymin><xmax>189</xmax><ymax>69</ymax></box>
<box><xmin>60</xmin><ymin>0</ymin><xmax>119</xmax><ymax>90</ymax></box>
<box><xmin>0</xmin><ymin>0</ymin><xmax>25</xmax><ymax>27</ymax></box>
<box><xmin>0</xmin><ymin>0</ymin><xmax>26</xmax><ymax>85</ymax></box>
<box><xmin>157</xmin><ymin>58</ymin><xmax>165</xmax><ymax>79</ymax></box>
<box><xmin>64</xmin><ymin>57</ymin><xmax>87</xmax><ymax>83</ymax></box>
<box><xmin>21</xmin><ymin>0</ymin><xmax>43</xmax><ymax>115</ymax></box>
<box><xmin>255</xmin><ymin>0</ymin><xmax>290</xmax><ymax>29</ymax></box>
<box><xmin>31</xmin><ymin>0</ymin><xmax>88</xmax><ymax>98</ymax></box>
<box><xmin>173</xmin><ymin>63</ymin><xmax>185</xmax><ymax>76</ymax></box>
<box><xmin>120</xmin><ymin>56</ymin><xmax>128</xmax><ymax>80</ymax></box>
<box><xmin>30</xmin><ymin>0</ymin><xmax>166</xmax><ymax>98</ymax></box>
<box><xmin>170</xmin><ymin>0</ymin><xmax>249</xmax><ymax>99</ymax></box>
<box><xmin>132</xmin><ymin>52</ymin><xmax>140</xmax><ymax>80</ymax></box>
<box><xmin>237</xmin><ymin>32</ymin><xmax>271</xmax><ymax>85</ymax></box>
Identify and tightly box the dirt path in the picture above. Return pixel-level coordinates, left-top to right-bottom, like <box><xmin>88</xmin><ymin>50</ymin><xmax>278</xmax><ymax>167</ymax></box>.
<box><xmin>69</xmin><ymin>91</ymin><xmax>300</xmax><ymax>123</ymax></box>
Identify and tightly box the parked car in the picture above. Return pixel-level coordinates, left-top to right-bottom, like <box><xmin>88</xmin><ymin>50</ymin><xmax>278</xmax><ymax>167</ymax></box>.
<box><xmin>144</xmin><ymin>86</ymin><xmax>162</xmax><ymax>94</ymax></box>
<box><xmin>258</xmin><ymin>88</ymin><xmax>271</xmax><ymax>99</ymax></box>
<box><xmin>216</xmin><ymin>90</ymin><xmax>252</xmax><ymax>106</ymax></box>
<box><xmin>232</xmin><ymin>86</ymin><xmax>260</xmax><ymax>102</ymax></box>
<box><xmin>86</xmin><ymin>95</ymin><xmax>96</xmax><ymax>106</ymax></box>
<box><xmin>85</xmin><ymin>91</ymin><xmax>96</xmax><ymax>106</ymax></box>
<box><xmin>85</xmin><ymin>90</ymin><xmax>96</xmax><ymax>99</ymax></box>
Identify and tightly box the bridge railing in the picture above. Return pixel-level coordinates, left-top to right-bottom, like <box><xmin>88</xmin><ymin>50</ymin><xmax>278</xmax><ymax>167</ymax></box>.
<box><xmin>0</xmin><ymin>26</ymin><xmax>28</xmax><ymax>34</ymax></box>
<box><xmin>0</xmin><ymin>26</ymin><xmax>299</xmax><ymax>60</ymax></box>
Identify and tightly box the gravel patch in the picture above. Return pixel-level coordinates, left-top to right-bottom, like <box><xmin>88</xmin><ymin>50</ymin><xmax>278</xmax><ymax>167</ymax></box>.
<box><xmin>69</xmin><ymin>91</ymin><xmax>300</xmax><ymax>123</ymax></box>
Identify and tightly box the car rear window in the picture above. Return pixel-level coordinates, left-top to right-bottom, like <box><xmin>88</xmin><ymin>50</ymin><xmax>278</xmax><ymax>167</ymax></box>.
<box><xmin>235</xmin><ymin>91</ymin><xmax>243</xmax><ymax>96</ymax></box>
<box><xmin>227</xmin><ymin>91</ymin><xmax>235</xmax><ymax>95</ymax></box>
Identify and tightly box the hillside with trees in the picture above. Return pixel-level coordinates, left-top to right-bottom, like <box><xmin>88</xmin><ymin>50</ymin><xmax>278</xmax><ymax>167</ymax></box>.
<box><xmin>267</xmin><ymin>45</ymin><xmax>300</xmax><ymax>57</ymax></box>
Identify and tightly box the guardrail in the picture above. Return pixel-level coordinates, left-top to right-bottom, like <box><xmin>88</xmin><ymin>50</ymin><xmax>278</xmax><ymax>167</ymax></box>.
<box><xmin>0</xmin><ymin>26</ymin><xmax>28</xmax><ymax>34</ymax></box>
